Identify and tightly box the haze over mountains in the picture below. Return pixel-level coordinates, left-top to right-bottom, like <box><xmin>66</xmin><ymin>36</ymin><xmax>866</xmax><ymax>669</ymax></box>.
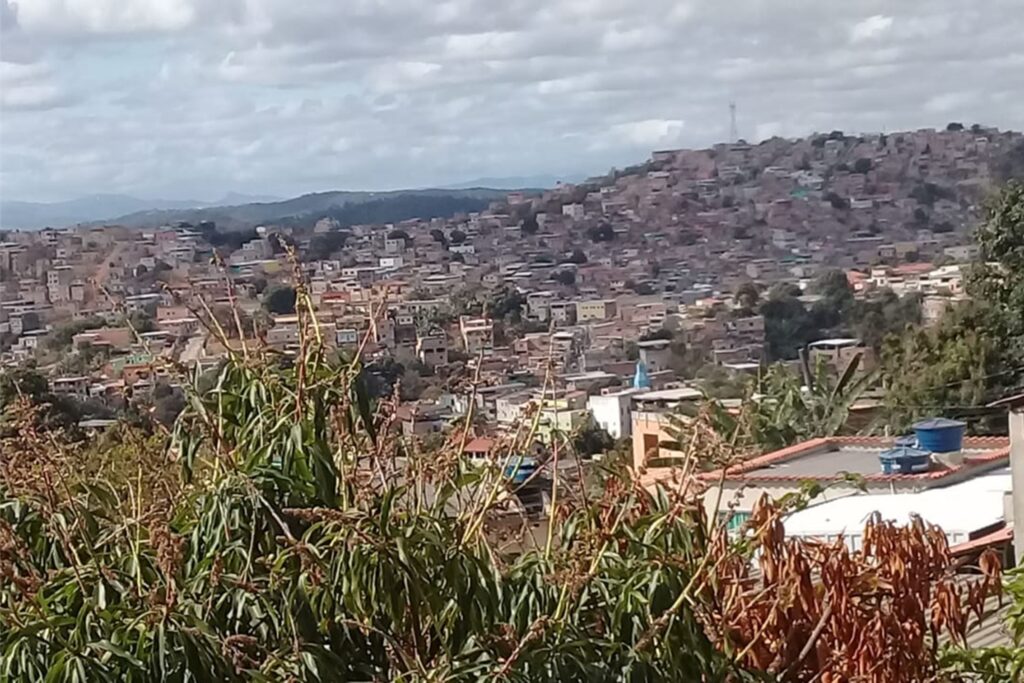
<box><xmin>0</xmin><ymin>193</ymin><xmax>282</xmax><ymax>231</ymax></box>
<box><xmin>0</xmin><ymin>176</ymin><xmax>572</xmax><ymax>231</ymax></box>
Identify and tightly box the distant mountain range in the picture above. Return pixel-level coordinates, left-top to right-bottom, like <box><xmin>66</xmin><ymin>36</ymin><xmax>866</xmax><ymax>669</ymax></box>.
<box><xmin>0</xmin><ymin>180</ymin><xmax>562</xmax><ymax>231</ymax></box>
<box><xmin>440</xmin><ymin>174</ymin><xmax>581</xmax><ymax>190</ymax></box>
<box><xmin>0</xmin><ymin>192</ymin><xmax>283</xmax><ymax>230</ymax></box>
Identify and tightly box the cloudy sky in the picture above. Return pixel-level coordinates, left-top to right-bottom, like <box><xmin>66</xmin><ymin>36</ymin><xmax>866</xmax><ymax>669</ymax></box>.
<box><xmin>1</xmin><ymin>0</ymin><xmax>1022</xmax><ymax>202</ymax></box>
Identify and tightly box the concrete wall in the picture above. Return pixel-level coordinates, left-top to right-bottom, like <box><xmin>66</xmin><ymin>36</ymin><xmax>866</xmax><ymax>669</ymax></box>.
<box><xmin>1011</xmin><ymin>408</ymin><xmax>1024</xmax><ymax>565</ymax></box>
<box><xmin>588</xmin><ymin>392</ymin><xmax>633</xmax><ymax>440</ymax></box>
<box><xmin>701</xmin><ymin>482</ymin><xmax>865</xmax><ymax>521</ymax></box>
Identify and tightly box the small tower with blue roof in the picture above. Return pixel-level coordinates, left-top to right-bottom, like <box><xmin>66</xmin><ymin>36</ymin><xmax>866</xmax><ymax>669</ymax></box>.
<box><xmin>633</xmin><ymin>360</ymin><xmax>651</xmax><ymax>390</ymax></box>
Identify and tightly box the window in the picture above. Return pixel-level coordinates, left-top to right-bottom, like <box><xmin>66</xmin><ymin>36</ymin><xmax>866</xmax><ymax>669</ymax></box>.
<box><xmin>718</xmin><ymin>511</ymin><xmax>751</xmax><ymax>533</ymax></box>
<box><xmin>642</xmin><ymin>433</ymin><xmax>659</xmax><ymax>457</ymax></box>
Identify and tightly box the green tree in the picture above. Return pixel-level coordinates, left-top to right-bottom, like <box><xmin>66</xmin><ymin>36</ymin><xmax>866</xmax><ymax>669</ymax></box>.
<box><xmin>0</xmin><ymin>345</ymin><xmax>763</xmax><ymax>683</ymax></box>
<box><xmin>46</xmin><ymin>316</ymin><xmax>106</xmax><ymax>351</ymax></box>
<box><xmin>587</xmin><ymin>222</ymin><xmax>615</xmax><ymax>242</ymax></box>
<box><xmin>851</xmin><ymin>289</ymin><xmax>921</xmax><ymax>350</ymax></box>
<box><xmin>307</xmin><ymin>230</ymin><xmax>350</xmax><ymax>260</ymax></box>
<box><xmin>387</xmin><ymin>228</ymin><xmax>411</xmax><ymax>243</ymax></box>
<box><xmin>760</xmin><ymin>283</ymin><xmax>816</xmax><ymax>360</ymax></box>
<box><xmin>0</xmin><ymin>320</ymin><xmax>990</xmax><ymax>682</ymax></box>
<box><xmin>734</xmin><ymin>281</ymin><xmax>760</xmax><ymax>315</ymax></box>
<box><xmin>809</xmin><ymin>268</ymin><xmax>855</xmax><ymax>331</ymax></box>
<box><xmin>676</xmin><ymin>357</ymin><xmax>874</xmax><ymax>453</ymax></box>
<box><xmin>552</xmin><ymin>270</ymin><xmax>576</xmax><ymax>286</ymax></box>
<box><xmin>825</xmin><ymin>192</ymin><xmax>850</xmax><ymax>210</ymax></box>
<box><xmin>262</xmin><ymin>285</ymin><xmax>297</xmax><ymax>315</ymax></box>
<box><xmin>880</xmin><ymin>182</ymin><xmax>1024</xmax><ymax>427</ymax></box>
<box><xmin>521</xmin><ymin>213</ymin><xmax>539</xmax><ymax>234</ymax></box>
<box><xmin>694</xmin><ymin>365</ymin><xmax>751</xmax><ymax>400</ymax></box>
<box><xmin>566</xmin><ymin>248</ymin><xmax>588</xmax><ymax>264</ymax></box>
<box><xmin>969</xmin><ymin>181</ymin><xmax>1024</xmax><ymax>350</ymax></box>
<box><xmin>487</xmin><ymin>286</ymin><xmax>527</xmax><ymax>322</ymax></box>
<box><xmin>0</xmin><ymin>367</ymin><xmax>84</xmax><ymax>434</ymax></box>
<box><xmin>126</xmin><ymin>310</ymin><xmax>156</xmax><ymax>334</ymax></box>
<box><xmin>572</xmin><ymin>417</ymin><xmax>615</xmax><ymax>457</ymax></box>
<box><xmin>0</xmin><ymin>367</ymin><xmax>48</xmax><ymax>407</ymax></box>
<box><xmin>450</xmin><ymin>286</ymin><xmax>484</xmax><ymax>317</ymax></box>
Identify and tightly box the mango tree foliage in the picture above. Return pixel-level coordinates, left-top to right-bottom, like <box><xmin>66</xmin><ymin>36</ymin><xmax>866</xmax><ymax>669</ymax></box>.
<box><xmin>0</xmin><ymin>346</ymin><xmax>759</xmax><ymax>682</ymax></box>
<box><xmin>0</xmin><ymin>303</ymin><xmax>1002</xmax><ymax>683</ymax></box>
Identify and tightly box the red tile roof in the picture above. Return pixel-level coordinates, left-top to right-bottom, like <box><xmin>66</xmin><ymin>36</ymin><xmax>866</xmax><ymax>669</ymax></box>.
<box><xmin>464</xmin><ymin>437</ymin><xmax>496</xmax><ymax>454</ymax></box>
<box><xmin>949</xmin><ymin>525</ymin><xmax>1013</xmax><ymax>557</ymax></box>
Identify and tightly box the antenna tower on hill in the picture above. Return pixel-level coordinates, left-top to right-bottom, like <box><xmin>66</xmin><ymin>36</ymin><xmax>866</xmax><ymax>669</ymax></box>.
<box><xmin>729</xmin><ymin>102</ymin><xmax>738</xmax><ymax>143</ymax></box>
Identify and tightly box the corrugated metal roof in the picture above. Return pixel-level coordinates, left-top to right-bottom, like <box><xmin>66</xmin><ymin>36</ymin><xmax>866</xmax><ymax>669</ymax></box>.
<box><xmin>947</xmin><ymin>581</ymin><xmax>1015</xmax><ymax>650</ymax></box>
<box><xmin>964</xmin><ymin>598</ymin><xmax>1013</xmax><ymax>649</ymax></box>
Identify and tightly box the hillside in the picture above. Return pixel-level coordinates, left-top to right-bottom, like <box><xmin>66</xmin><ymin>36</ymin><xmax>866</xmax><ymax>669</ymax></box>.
<box><xmin>0</xmin><ymin>187</ymin><xmax>525</xmax><ymax>231</ymax></box>
<box><xmin>98</xmin><ymin>187</ymin><xmax>518</xmax><ymax>230</ymax></box>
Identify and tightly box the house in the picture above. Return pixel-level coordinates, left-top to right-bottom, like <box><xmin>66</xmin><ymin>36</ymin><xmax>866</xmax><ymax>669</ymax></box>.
<box><xmin>636</xmin><ymin>339</ymin><xmax>672</xmax><ymax>374</ymax></box>
<box><xmin>459</xmin><ymin>316</ymin><xmax>494</xmax><ymax>355</ymax></box>
<box><xmin>576</xmin><ymin>299</ymin><xmax>617</xmax><ymax>322</ymax></box>
<box><xmin>807</xmin><ymin>338</ymin><xmax>875</xmax><ymax>372</ymax></box>
<box><xmin>395</xmin><ymin>404</ymin><xmax>447</xmax><ymax>436</ymax></box>
<box><xmin>630</xmin><ymin>386</ymin><xmax>704</xmax><ymax>468</ymax></box>
<box><xmin>687</xmin><ymin>434</ymin><xmax>1010</xmax><ymax>531</ymax></box>
<box><xmin>587</xmin><ymin>388</ymin><xmax>641</xmax><ymax>439</ymax></box>
<box><xmin>783</xmin><ymin>466</ymin><xmax>1011</xmax><ymax>551</ymax></box>
<box><xmin>535</xmin><ymin>392</ymin><xmax>590</xmax><ymax>444</ymax></box>
<box><xmin>416</xmin><ymin>329</ymin><xmax>449</xmax><ymax>368</ymax></box>
<box><xmin>73</xmin><ymin>327</ymin><xmax>134</xmax><ymax>351</ymax></box>
<box><xmin>158</xmin><ymin>317</ymin><xmax>200</xmax><ymax>337</ymax></box>
<box><xmin>266</xmin><ymin>315</ymin><xmax>300</xmax><ymax>349</ymax></box>
<box><xmin>464</xmin><ymin>436</ymin><xmax>497</xmax><ymax>461</ymax></box>
<box><xmin>549</xmin><ymin>301</ymin><xmax>577</xmax><ymax>326</ymax></box>
<box><xmin>51</xmin><ymin>376</ymin><xmax>91</xmax><ymax>399</ymax></box>
<box><xmin>562</xmin><ymin>203</ymin><xmax>585</xmax><ymax>220</ymax></box>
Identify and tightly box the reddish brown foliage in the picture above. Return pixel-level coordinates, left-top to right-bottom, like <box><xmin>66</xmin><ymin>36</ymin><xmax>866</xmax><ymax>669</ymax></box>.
<box><xmin>705</xmin><ymin>495</ymin><xmax>1000</xmax><ymax>682</ymax></box>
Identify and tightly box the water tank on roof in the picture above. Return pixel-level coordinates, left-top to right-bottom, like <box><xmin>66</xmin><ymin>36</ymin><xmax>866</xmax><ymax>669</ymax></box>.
<box><xmin>504</xmin><ymin>457</ymin><xmax>538</xmax><ymax>485</ymax></box>
<box><xmin>912</xmin><ymin>418</ymin><xmax>966</xmax><ymax>454</ymax></box>
<box><xmin>879</xmin><ymin>446</ymin><xmax>932</xmax><ymax>475</ymax></box>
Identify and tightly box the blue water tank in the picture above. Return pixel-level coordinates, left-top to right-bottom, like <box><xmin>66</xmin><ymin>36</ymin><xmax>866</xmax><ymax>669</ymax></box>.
<box><xmin>504</xmin><ymin>457</ymin><xmax>538</xmax><ymax>485</ymax></box>
<box><xmin>912</xmin><ymin>418</ymin><xmax>966</xmax><ymax>453</ymax></box>
<box><xmin>879</xmin><ymin>446</ymin><xmax>932</xmax><ymax>474</ymax></box>
<box><xmin>894</xmin><ymin>434</ymin><xmax>918</xmax><ymax>448</ymax></box>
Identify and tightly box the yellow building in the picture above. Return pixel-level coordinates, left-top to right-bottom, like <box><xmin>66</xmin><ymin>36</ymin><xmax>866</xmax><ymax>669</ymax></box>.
<box><xmin>629</xmin><ymin>387</ymin><xmax>703</xmax><ymax>468</ymax></box>
<box><xmin>575</xmin><ymin>299</ymin><xmax>617</xmax><ymax>322</ymax></box>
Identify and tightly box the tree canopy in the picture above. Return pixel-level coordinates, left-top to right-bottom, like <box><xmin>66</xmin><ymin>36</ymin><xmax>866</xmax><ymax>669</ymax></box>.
<box><xmin>306</xmin><ymin>230</ymin><xmax>351</xmax><ymax>261</ymax></box>
<box><xmin>879</xmin><ymin>182</ymin><xmax>1024</xmax><ymax>428</ymax></box>
<box><xmin>262</xmin><ymin>284</ymin><xmax>297</xmax><ymax>315</ymax></box>
<box><xmin>586</xmin><ymin>223</ymin><xmax>615</xmax><ymax>242</ymax></box>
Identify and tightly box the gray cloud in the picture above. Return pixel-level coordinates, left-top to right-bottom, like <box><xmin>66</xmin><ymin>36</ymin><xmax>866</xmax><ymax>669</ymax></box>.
<box><xmin>1</xmin><ymin>0</ymin><xmax>1023</xmax><ymax>202</ymax></box>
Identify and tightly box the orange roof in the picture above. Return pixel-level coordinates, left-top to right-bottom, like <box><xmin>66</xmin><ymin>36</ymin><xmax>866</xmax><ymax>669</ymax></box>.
<box><xmin>950</xmin><ymin>526</ymin><xmax>1012</xmax><ymax>557</ymax></box>
<box><xmin>464</xmin><ymin>437</ymin><xmax>496</xmax><ymax>454</ymax></box>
